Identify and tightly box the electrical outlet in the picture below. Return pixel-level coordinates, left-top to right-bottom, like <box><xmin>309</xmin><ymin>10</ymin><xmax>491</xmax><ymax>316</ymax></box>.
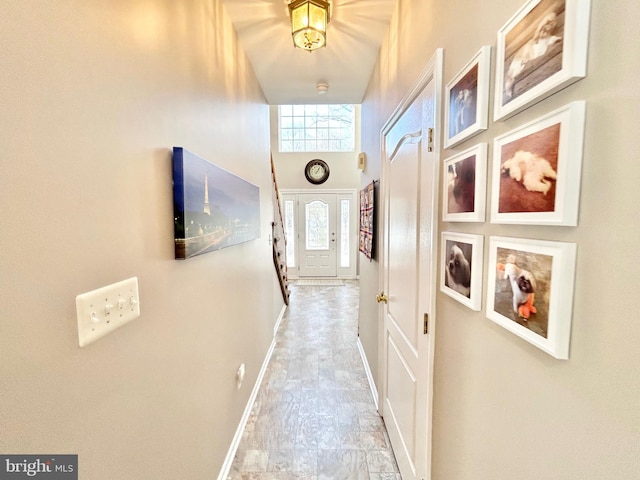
<box><xmin>76</xmin><ymin>277</ymin><xmax>140</xmax><ymax>347</ymax></box>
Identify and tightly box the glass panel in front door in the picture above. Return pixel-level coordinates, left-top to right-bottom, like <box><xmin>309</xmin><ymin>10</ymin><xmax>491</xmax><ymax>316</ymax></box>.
<box><xmin>340</xmin><ymin>199</ymin><xmax>350</xmax><ymax>267</ymax></box>
<box><xmin>305</xmin><ymin>200</ymin><xmax>329</xmax><ymax>250</ymax></box>
<box><xmin>284</xmin><ymin>199</ymin><xmax>296</xmax><ymax>268</ymax></box>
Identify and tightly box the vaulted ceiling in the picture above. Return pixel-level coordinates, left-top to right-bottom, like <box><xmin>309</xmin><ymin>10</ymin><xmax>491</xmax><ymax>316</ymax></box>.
<box><xmin>222</xmin><ymin>0</ymin><xmax>397</xmax><ymax>105</ymax></box>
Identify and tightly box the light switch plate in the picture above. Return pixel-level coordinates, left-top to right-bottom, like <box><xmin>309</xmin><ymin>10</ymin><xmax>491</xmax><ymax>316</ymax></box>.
<box><xmin>76</xmin><ymin>277</ymin><xmax>140</xmax><ymax>347</ymax></box>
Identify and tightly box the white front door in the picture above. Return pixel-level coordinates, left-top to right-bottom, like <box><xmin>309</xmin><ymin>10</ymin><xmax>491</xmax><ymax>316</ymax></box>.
<box><xmin>379</xmin><ymin>50</ymin><xmax>442</xmax><ymax>480</ymax></box>
<box><xmin>298</xmin><ymin>193</ymin><xmax>337</xmax><ymax>277</ymax></box>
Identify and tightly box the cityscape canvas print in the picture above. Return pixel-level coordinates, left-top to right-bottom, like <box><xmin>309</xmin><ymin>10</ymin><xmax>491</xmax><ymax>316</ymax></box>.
<box><xmin>172</xmin><ymin>147</ymin><xmax>260</xmax><ymax>259</ymax></box>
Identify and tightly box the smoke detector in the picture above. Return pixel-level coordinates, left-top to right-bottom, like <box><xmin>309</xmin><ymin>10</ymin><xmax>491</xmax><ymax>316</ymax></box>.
<box><xmin>316</xmin><ymin>82</ymin><xmax>329</xmax><ymax>94</ymax></box>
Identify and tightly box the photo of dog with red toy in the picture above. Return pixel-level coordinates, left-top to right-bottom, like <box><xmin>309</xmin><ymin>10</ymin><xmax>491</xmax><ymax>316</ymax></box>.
<box><xmin>493</xmin><ymin>247</ymin><xmax>552</xmax><ymax>338</ymax></box>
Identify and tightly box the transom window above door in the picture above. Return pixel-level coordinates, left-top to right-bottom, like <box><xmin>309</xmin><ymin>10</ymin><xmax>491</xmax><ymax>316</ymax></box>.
<box><xmin>278</xmin><ymin>104</ymin><xmax>355</xmax><ymax>153</ymax></box>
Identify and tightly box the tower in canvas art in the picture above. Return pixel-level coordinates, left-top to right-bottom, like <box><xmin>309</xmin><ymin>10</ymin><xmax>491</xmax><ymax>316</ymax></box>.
<box><xmin>203</xmin><ymin>172</ymin><xmax>211</xmax><ymax>216</ymax></box>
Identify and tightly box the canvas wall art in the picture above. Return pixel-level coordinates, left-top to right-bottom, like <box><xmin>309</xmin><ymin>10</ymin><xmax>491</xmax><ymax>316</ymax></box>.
<box><xmin>172</xmin><ymin>147</ymin><xmax>260</xmax><ymax>259</ymax></box>
<box><xmin>359</xmin><ymin>181</ymin><xmax>376</xmax><ymax>260</ymax></box>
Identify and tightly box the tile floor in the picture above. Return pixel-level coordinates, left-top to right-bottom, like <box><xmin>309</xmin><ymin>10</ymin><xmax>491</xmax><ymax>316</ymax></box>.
<box><xmin>227</xmin><ymin>280</ymin><xmax>401</xmax><ymax>480</ymax></box>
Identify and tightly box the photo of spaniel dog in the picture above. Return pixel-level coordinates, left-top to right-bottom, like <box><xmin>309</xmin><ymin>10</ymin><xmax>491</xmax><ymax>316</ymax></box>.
<box><xmin>493</xmin><ymin>247</ymin><xmax>553</xmax><ymax>338</ymax></box>
<box><xmin>501</xmin><ymin>150</ymin><xmax>557</xmax><ymax>195</ymax></box>
<box><xmin>445</xmin><ymin>242</ymin><xmax>472</xmax><ymax>298</ymax></box>
<box><xmin>447</xmin><ymin>155</ymin><xmax>476</xmax><ymax>213</ymax></box>
<box><xmin>498</xmin><ymin>255</ymin><xmax>537</xmax><ymax>320</ymax></box>
<box><xmin>504</xmin><ymin>10</ymin><xmax>563</xmax><ymax>100</ymax></box>
<box><xmin>448</xmin><ymin>63</ymin><xmax>479</xmax><ymax>139</ymax></box>
<box><xmin>453</xmin><ymin>89</ymin><xmax>473</xmax><ymax>135</ymax></box>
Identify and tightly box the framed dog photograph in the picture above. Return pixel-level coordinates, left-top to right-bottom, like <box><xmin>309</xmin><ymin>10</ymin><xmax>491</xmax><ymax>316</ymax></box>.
<box><xmin>440</xmin><ymin>232</ymin><xmax>484</xmax><ymax>311</ymax></box>
<box><xmin>443</xmin><ymin>143</ymin><xmax>488</xmax><ymax>222</ymax></box>
<box><xmin>494</xmin><ymin>0</ymin><xmax>591</xmax><ymax>121</ymax></box>
<box><xmin>444</xmin><ymin>46</ymin><xmax>491</xmax><ymax>148</ymax></box>
<box><xmin>490</xmin><ymin>101</ymin><xmax>585</xmax><ymax>226</ymax></box>
<box><xmin>486</xmin><ymin>236</ymin><xmax>577</xmax><ymax>359</ymax></box>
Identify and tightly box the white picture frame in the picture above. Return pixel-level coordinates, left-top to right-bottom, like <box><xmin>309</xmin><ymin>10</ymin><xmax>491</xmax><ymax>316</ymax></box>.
<box><xmin>443</xmin><ymin>143</ymin><xmax>488</xmax><ymax>223</ymax></box>
<box><xmin>444</xmin><ymin>46</ymin><xmax>491</xmax><ymax>148</ymax></box>
<box><xmin>490</xmin><ymin>101</ymin><xmax>585</xmax><ymax>226</ymax></box>
<box><xmin>494</xmin><ymin>0</ymin><xmax>591</xmax><ymax>121</ymax></box>
<box><xmin>440</xmin><ymin>232</ymin><xmax>484</xmax><ymax>311</ymax></box>
<box><xmin>486</xmin><ymin>236</ymin><xmax>577</xmax><ymax>359</ymax></box>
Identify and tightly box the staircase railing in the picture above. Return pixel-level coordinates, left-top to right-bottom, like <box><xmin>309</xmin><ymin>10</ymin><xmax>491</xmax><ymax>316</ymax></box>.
<box><xmin>271</xmin><ymin>154</ymin><xmax>290</xmax><ymax>305</ymax></box>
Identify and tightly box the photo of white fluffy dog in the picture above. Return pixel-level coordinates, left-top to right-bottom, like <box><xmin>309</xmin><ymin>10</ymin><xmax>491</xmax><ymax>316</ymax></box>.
<box><xmin>501</xmin><ymin>150</ymin><xmax>557</xmax><ymax>195</ymax></box>
<box><xmin>504</xmin><ymin>11</ymin><xmax>563</xmax><ymax>100</ymax></box>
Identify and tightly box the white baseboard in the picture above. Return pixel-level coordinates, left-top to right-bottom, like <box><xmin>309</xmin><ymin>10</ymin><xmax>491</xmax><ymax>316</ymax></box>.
<box><xmin>217</xmin><ymin>305</ymin><xmax>286</xmax><ymax>480</ymax></box>
<box><xmin>356</xmin><ymin>336</ymin><xmax>378</xmax><ymax>411</ymax></box>
<box><xmin>273</xmin><ymin>303</ymin><xmax>287</xmax><ymax>337</ymax></box>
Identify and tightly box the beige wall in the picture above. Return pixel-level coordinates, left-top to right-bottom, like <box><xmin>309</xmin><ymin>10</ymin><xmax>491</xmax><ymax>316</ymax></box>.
<box><xmin>360</xmin><ymin>0</ymin><xmax>640</xmax><ymax>478</ymax></box>
<box><xmin>270</xmin><ymin>106</ymin><xmax>362</xmax><ymax>190</ymax></box>
<box><xmin>358</xmin><ymin>104</ymin><xmax>383</xmax><ymax>387</ymax></box>
<box><xmin>0</xmin><ymin>1</ymin><xmax>281</xmax><ymax>478</ymax></box>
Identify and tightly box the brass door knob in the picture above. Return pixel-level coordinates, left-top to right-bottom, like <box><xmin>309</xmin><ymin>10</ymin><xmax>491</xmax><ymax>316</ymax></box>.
<box><xmin>376</xmin><ymin>292</ymin><xmax>389</xmax><ymax>304</ymax></box>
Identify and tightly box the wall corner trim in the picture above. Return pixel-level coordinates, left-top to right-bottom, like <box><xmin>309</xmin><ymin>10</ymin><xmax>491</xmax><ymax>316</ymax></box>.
<box><xmin>357</xmin><ymin>336</ymin><xmax>379</xmax><ymax>411</ymax></box>
<box><xmin>273</xmin><ymin>304</ymin><xmax>287</xmax><ymax>337</ymax></box>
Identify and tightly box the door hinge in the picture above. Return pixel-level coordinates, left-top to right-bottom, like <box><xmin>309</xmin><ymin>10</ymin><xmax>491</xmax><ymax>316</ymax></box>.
<box><xmin>427</xmin><ymin>128</ymin><xmax>434</xmax><ymax>152</ymax></box>
<box><xmin>424</xmin><ymin>313</ymin><xmax>429</xmax><ymax>334</ymax></box>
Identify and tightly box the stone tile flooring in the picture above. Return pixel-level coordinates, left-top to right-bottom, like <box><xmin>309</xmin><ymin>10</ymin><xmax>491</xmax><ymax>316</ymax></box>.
<box><xmin>227</xmin><ymin>281</ymin><xmax>401</xmax><ymax>480</ymax></box>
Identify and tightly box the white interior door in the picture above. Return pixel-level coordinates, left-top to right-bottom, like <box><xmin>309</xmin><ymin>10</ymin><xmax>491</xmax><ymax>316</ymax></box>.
<box><xmin>379</xmin><ymin>50</ymin><xmax>441</xmax><ymax>480</ymax></box>
<box><xmin>298</xmin><ymin>193</ymin><xmax>337</xmax><ymax>277</ymax></box>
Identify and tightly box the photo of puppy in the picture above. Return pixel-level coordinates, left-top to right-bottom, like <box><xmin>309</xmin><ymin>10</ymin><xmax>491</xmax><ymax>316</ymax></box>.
<box><xmin>453</xmin><ymin>89</ymin><xmax>473</xmax><ymax>135</ymax></box>
<box><xmin>447</xmin><ymin>155</ymin><xmax>476</xmax><ymax>213</ymax></box>
<box><xmin>504</xmin><ymin>10</ymin><xmax>563</xmax><ymax>100</ymax></box>
<box><xmin>497</xmin><ymin>123</ymin><xmax>560</xmax><ymax>214</ymax></box>
<box><xmin>501</xmin><ymin>150</ymin><xmax>557</xmax><ymax>195</ymax></box>
<box><xmin>498</xmin><ymin>255</ymin><xmax>537</xmax><ymax>319</ymax></box>
<box><xmin>487</xmin><ymin>237</ymin><xmax>577</xmax><ymax>358</ymax></box>
<box><xmin>503</xmin><ymin>0</ymin><xmax>564</xmax><ymax>105</ymax></box>
<box><xmin>448</xmin><ymin>65</ymin><xmax>478</xmax><ymax>139</ymax></box>
<box><xmin>441</xmin><ymin>233</ymin><xmax>483</xmax><ymax>310</ymax></box>
<box><xmin>493</xmin><ymin>247</ymin><xmax>552</xmax><ymax>338</ymax></box>
<box><xmin>444</xmin><ymin>241</ymin><xmax>472</xmax><ymax>298</ymax></box>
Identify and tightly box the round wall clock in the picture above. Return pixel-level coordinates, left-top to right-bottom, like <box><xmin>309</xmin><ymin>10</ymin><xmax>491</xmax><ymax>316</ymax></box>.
<box><xmin>304</xmin><ymin>159</ymin><xmax>330</xmax><ymax>185</ymax></box>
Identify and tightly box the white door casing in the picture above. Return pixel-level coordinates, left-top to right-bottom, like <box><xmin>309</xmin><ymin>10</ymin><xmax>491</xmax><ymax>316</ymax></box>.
<box><xmin>281</xmin><ymin>190</ymin><xmax>358</xmax><ymax>278</ymax></box>
<box><xmin>379</xmin><ymin>49</ymin><xmax>442</xmax><ymax>480</ymax></box>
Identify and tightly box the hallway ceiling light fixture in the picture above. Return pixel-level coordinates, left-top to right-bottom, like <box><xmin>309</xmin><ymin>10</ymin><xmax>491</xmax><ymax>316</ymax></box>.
<box><xmin>288</xmin><ymin>0</ymin><xmax>330</xmax><ymax>52</ymax></box>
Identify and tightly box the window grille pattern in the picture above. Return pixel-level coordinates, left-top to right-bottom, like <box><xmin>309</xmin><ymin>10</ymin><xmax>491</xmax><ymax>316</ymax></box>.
<box><xmin>279</xmin><ymin>104</ymin><xmax>355</xmax><ymax>152</ymax></box>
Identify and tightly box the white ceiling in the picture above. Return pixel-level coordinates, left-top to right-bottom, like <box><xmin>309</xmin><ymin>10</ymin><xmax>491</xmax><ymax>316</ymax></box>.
<box><xmin>222</xmin><ymin>0</ymin><xmax>397</xmax><ymax>105</ymax></box>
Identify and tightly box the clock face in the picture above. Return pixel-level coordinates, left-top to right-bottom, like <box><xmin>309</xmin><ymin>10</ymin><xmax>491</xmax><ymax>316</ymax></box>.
<box><xmin>304</xmin><ymin>159</ymin><xmax>330</xmax><ymax>184</ymax></box>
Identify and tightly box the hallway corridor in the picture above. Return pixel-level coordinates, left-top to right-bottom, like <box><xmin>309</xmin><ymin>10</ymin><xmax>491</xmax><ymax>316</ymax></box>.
<box><xmin>228</xmin><ymin>281</ymin><xmax>401</xmax><ymax>479</ymax></box>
